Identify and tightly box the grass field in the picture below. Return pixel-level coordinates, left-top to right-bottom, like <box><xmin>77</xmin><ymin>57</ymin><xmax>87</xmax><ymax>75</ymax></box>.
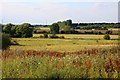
<box><xmin>2</xmin><ymin>34</ymin><xmax>120</xmax><ymax>78</ymax></box>
<box><xmin>2</xmin><ymin>46</ymin><xmax>120</xmax><ymax>78</ymax></box>
<box><xmin>33</xmin><ymin>34</ymin><xmax>118</xmax><ymax>40</ymax></box>
<box><xmin>11</xmin><ymin>38</ymin><xmax>118</xmax><ymax>52</ymax></box>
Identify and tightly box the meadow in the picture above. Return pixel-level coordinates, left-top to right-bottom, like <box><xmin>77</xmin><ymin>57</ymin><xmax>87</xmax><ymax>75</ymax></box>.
<box><xmin>2</xmin><ymin>34</ymin><xmax>120</xmax><ymax>78</ymax></box>
<box><xmin>2</xmin><ymin>46</ymin><xmax>120</xmax><ymax>78</ymax></box>
<box><xmin>10</xmin><ymin>34</ymin><xmax>118</xmax><ymax>52</ymax></box>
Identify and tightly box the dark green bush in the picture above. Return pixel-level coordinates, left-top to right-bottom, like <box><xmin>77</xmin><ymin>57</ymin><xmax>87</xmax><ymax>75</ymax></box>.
<box><xmin>2</xmin><ymin>34</ymin><xmax>12</xmax><ymax>50</ymax></box>
<box><xmin>43</xmin><ymin>33</ymin><xmax>48</xmax><ymax>38</ymax></box>
<box><xmin>40</xmin><ymin>35</ymin><xmax>44</xmax><ymax>38</ymax></box>
<box><xmin>103</xmin><ymin>34</ymin><xmax>110</xmax><ymax>40</ymax></box>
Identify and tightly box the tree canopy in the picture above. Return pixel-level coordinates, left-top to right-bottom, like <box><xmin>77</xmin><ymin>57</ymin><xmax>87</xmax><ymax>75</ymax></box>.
<box><xmin>50</xmin><ymin>23</ymin><xmax>60</xmax><ymax>34</ymax></box>
<box><xmin>3</xmin><ymin>23</ymin><xmax>33</xmax><ymax>38</ymax></box>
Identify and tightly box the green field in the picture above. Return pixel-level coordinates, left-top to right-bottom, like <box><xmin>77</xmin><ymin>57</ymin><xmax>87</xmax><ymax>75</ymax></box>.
<box><xmin>33</xmin><ymin>34</ymin><xmax>118</xmax><ymax>40</ymax></box>
<box><xmin>3</xmin><ymin>34</ymin><xmax>120</xmax><ymax>78</ymax></box>
<box><xmin>10</xmin><ymin>34</ymin><xmax>119</xmax><ymax>52</ymax></box>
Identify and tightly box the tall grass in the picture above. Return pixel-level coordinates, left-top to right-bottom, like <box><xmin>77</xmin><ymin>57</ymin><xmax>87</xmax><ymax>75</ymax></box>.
<box><xmin>2</xmin><ymin>46</ymin><xmax>120</xmax><ymax>78</ymax></box>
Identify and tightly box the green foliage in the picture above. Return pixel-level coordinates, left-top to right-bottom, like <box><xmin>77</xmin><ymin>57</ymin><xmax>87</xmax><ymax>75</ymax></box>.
<box><xmin>105</xmin><ymin>30</ymin><xmax>112</xmax><ymax>34</ymax></box>
<box><xmin>39</xmin><ymin>35</ymin><xmax>44</xmax><ymax>38</ymax></box>
<box><xmin>1</xmin><ymin>34</ymin><xmax>11</xmax><ymax>50</ymax></box>
<box><xmin>3</xmin><ymin>23</ymin><xmax>33</xmax><ymax>38</ymax></box>
<box><xmin>3</xmin><ymin>23</ymin><xmax>14</xmax><ymax>34</ymax></box>
<box><xmin>11</xmin><ymin>25</ymin><xmax>19</xmax><ymax>37</ymax></box>
<box><xmin>2</xmin><ymin>47</ymin><xmax>120</xmax><ymax>78</ymax></box>
<box><xmin>64</xmin><ymin>26</ymin><xmax>72</xmax><ymax>32</ymax></box>
<box><xmin>78</xmin><ymin>23</ymin><xmax>119</xmax><ymax>30</ymax></box>
<box><xmin>104</xmin><ymin>34</ymin><xmax>110</xmax><ymax>40</ymax></box>
<box><xmin>49</xmin><ymin>34</ymin><xmax>59</xmax><ymax>38</ymax></box>
<box><xmin>17</xmin><ymin>23</ymin><xmax>33</xmax><ymax>38</ymax></box>
<box><xmin>66</xmin><ymin>19</ymin><xmax>72</xmax><ymax>27</ymax></box>
<box><xmin>43</xmin><ymin>33</ymin><xmax>48</xmax><ymax>38</ymax></box>
<box><xmin>59</xmin><ymin>36</ymin><xmax>65</xmax><ymax>39</ymax></box>
<box><xmin>50</xmin><ymin>23</ymin><xmax>59</xmax><ymax>34</ymax></box>
<box><xmin>57</xmin><ymin>20</ymin><xmax>73</xmax><ymax>34</ymax></box>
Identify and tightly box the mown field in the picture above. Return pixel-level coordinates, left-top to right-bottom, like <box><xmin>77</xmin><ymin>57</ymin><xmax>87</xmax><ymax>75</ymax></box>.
<box><xmin>2</xmin><ymin>34</ymin><xmax>120</xmax><ymax>78</ymax></box>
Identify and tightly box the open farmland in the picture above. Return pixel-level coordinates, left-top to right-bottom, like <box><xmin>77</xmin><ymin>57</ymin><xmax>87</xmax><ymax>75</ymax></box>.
<box><xmin>33</xmin><ymin>34</ymin><xmax>119</xmax><ymax>40</ymax></box>
<box><xmin>11</xmin><ymin>34</ymin><xmax>119</xmax><ymax>52</ymax></box>
<box><xmin>2</xmin><ymin>1</ymin><xmax>120</xmax><ymax>78</ymax></box>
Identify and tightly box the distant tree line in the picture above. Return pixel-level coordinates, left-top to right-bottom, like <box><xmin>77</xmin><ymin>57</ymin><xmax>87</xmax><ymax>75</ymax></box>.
<box><xmin>32</xmin><ymin>21</ymin><xmax>120</xmax><ymax>30</ymax></box>
<box><xmin>76</xmin><ymin>23</ymin><xmax>120</xmax><ymax>30</ymax></box>
<box><xmin>44</xmin><ymin>20</ymin><xmax>119</xmax><ymax>35</ymax></box>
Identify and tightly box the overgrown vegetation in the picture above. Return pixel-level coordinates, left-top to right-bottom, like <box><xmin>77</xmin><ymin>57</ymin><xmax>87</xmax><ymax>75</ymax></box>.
<box><xmin>2</xmin><ymin>47</ymin><xmax>120</xmax><ymax>78</ymax></box>
<box><xmin>104</xmin><ymin>34</ymin><xmax>110</xmax><ymax>40</ymax></box>
<box><xmin>1</xmin><ymin>34</ymin><xmax>12</xmax><ymax>50</ymax></box>
<box><xmin>1</xmin><ymin>19</ymin><xmax>120</xmax><ymax>78</ymax></box>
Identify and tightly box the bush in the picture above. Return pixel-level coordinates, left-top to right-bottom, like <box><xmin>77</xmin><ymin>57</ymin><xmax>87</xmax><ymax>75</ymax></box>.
<box><xmin>59</xmin><ymin>36</ymin><xmax>65</xmax><ymax>39</ymax></box>
<box><xmin>40</xmin><ymin>35</ymin><xmax>44</xmax><ymax>38</ymax></box>
<box><xmin>103</xmin><ymin>34</ymin><xmax>110</xmax><ymax>40</ymax></box>
<box><xmin>43</xmin><ymin>33</ymin><xmax>48</xmax><ymax>38</ymax></box>
<box><xmin>49</xmin><ymin>34</ymin><xmax>59</xmax><ymax>38</ymax></box>
<box><xmin>1</xmin><ymin>34</ymin><xmax>12</xmax><ymax>50</ymax></box>
<box><xmin>105</xmin><ymin>30</ymin><xmax>112</xmax><ymax>34</ymax></box>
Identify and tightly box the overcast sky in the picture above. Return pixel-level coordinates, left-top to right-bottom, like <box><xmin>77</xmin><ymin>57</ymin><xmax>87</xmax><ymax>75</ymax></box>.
<box><xmin>0</xmin><ymin>0</ymin><xmax>119</xmax><ymax>25</ymax></box>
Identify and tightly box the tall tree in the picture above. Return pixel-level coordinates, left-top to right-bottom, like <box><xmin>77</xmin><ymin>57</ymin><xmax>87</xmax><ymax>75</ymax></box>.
<box><xmin>66</xmin><ymin>19</ymin><xmax>72</xmax><ymax>27</ymax></box>
<box><xmin>50</xmin><ymin>23</ymin><xmax>59</xmax><ymax>34</ymax></box>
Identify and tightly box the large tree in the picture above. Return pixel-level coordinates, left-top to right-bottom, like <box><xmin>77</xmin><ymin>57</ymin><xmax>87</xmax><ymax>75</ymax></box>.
<box><xmin>66</xmin><ymin>19</ymin><xmax>72</xmax><ymax>27</ymax></box>
<box><xmin>3</xmin><ymin>23</ymin><xmax>33</xmax><ymax>38</ymax></box>
<box><xmin>16</xmin><ymin>23</ymin><xmax>33</xmax><ymax>38</ymax></box>
<box><xmin>3</xmin><ymin>23</ymin><xmax>14</xmax><ymax>34</ymax></box>
<box><xmin>50</xmin><ymin>23</ymin><xmax>59</xmax><ymax>34</ymax></box>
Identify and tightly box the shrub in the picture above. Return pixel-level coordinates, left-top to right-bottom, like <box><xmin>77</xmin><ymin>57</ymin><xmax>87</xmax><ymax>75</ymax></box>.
<box><xmin>59</xmin><ymin>36</ymin><xmax>65</xmax><ymax>39</ymax></box>
<box><xmin>103</xmin><ymin>34</ymin><xmax>110</xmax><ymax>40</ymax></box>
<box><xmin>43</xmin><ymin>33</ymin><xmax>48</xmax><ymax>38</ymax></box>
<box><xmin>1</xmin><ymin>34</ymin><xmax>12</xmax><ymax>50</ymax></box>
<box><xmin>49</xmin><ymin>34</ymin><xmax>59</xmax><ymax>38</ymax></box>
<box><xmin>105</xmin><ymin>30</ymin><xmax>112</xmax><ymax>34</ymax></box>
<box><xmin>40</xmin><ymin>35</ymin><xmax>44</xmax><ymax>38</ymax></box>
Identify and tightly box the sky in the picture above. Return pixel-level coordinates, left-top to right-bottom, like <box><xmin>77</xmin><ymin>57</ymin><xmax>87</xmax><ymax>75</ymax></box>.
<box><xmin>0</xmin><ymin>0</ymin><xmax>119</xmax><ymax>25</ymax></box>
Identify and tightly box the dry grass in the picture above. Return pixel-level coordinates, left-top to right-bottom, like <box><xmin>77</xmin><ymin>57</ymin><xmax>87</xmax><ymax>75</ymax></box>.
<box><xmin>33</xmin><ymin>34</ymin><xmax>118</xmax><ymax>40</ymax></box>
<box><xmin>11</xmin><ymin>38</ymin><xmax>118</xmax><ymax>52</ymax></box>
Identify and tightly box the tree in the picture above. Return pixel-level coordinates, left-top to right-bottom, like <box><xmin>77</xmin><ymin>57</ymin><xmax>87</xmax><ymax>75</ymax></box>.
<box><xmin>43</xmin><ymin>33</ymin><xmax>48</xmax><ymax>38</ymax></box>
<box><xmin>0</xmin><ymin>24</ymin><xmax>3</xmax><ymax>33</ymax></box>
<box><xmin>66</xmin><ymin>19</ymin><xmax>72</xmax><ymax>27</ymax></box>
<box><xmin>50</xmin><ymin>23</ymin><xmax>59</xmax><ymax>34</ymax></box>
<box><xmin>3</xmin><ymin>23</ymin><xmax>14</xmax><ymax>35</ymax></box>
<box><xmin>16</xmin><ymin>23</ymin><xmax>33</xmax><ymax>38</ymax></box>
<box><xmin>11</xmin><ymin>25</ymin><xmax>18</xmax><ymax>37</ymax></box>
<box><xmin>64</xmin><ymin>26</ymin><xmax>72</xmax><ymax>31</ymax></box>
